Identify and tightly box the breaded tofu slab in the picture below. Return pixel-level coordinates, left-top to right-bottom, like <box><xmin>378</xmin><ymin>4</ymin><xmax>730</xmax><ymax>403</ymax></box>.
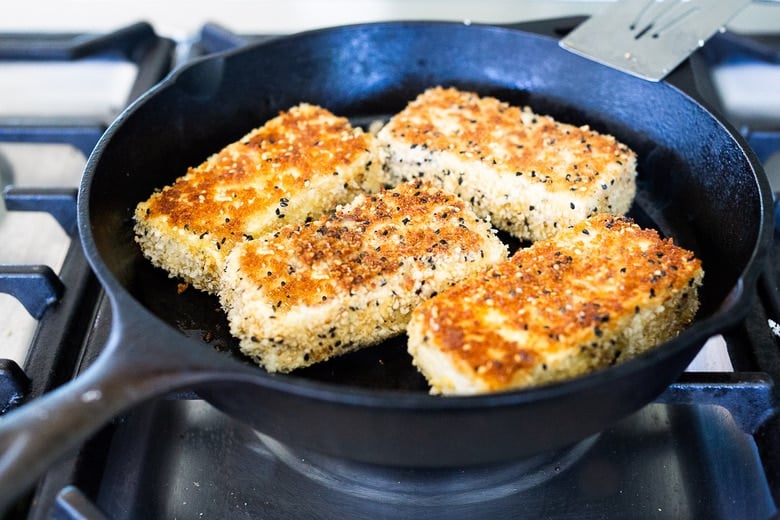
<box><xmin>134</xmin><ymin>103</ymin><xmax>383</xmax><ymax>294</ymax></box>
<box><xmin>376</xmin><ymin>86</ymin><xmax>638</xmax><ymax>241</ymax></box>
<box><xmin>219</xmin><ymin>179</ymin><xmax>508</xmax><ymax>373</ymax></box>
<box><xmin>407</xmin><ymin>214</ymin><xmax>703</xmax><ymax>395</ymax></box>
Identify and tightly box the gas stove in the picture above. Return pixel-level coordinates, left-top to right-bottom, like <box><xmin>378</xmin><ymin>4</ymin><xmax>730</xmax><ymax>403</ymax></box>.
<box><xmin>1</xmin><ymin>14</ymin><xmax>779</xmax><ymax>520</ymax></box>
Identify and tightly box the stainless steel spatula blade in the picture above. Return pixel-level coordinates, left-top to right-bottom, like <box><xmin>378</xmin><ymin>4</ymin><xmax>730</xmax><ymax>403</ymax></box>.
<box><xmin>560</xmin><ymin>0</ymin><xmax>751</xmax><ymax>81</ymax></box>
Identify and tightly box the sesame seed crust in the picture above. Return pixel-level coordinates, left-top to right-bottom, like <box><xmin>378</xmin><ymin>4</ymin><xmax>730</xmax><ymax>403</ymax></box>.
<box><xmin>376</xmin><ymin>86</ymin><xmax>638</xmax><ymax>241</ymax></box>
<box><xmin>134</xmin><ymin>103</ymin><xmax>383</xmax><ymax>293</ymax></box>
<box><xmin>407</xmin><ymin>214</ymin><xmax>704</xmax><ymax>395</ymax></box>
<box><xmin>219</xmin><ymin>179</ymin><xmax>509</xmax><ymax>373</ymax></box>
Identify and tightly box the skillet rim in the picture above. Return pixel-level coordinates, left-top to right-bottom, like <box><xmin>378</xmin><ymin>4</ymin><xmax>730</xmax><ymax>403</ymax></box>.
<box><xmin>77</xmin><ymin>20</ymin><xmax>774</xmax><ymax>410</ymax></box>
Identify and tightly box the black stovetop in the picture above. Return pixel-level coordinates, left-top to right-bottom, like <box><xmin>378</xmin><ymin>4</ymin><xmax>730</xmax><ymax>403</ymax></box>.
<box><xmin>1</xmin><ymin>20</ymin><xmax>779</xmax><ymax>520</ymax></box>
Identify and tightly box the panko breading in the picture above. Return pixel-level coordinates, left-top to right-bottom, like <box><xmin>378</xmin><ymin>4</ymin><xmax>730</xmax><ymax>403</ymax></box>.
<box><xmin>407</xmin><ymin>214</ymin><xmax>703</xmax><ymax>395</ymax></box>
<box><xmin>134</xmin><ymin>103</ymin><xmax>383</xmax><ymax>293</ymax></box>
<box><xmin>376</xmin><ymin>86</ymin><xmax>637</xmax><ymax>241</ymax></box>
<box><xmin>219</xmin><ymin>179</ymin><xmax>508</xmax><ymax>373</ymax></box>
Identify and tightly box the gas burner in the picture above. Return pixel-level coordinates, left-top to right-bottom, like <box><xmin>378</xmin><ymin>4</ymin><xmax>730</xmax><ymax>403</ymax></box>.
<box><xmin>253</xmin><ymin>431</ymin><xmax>598</xmax><ymax>506</ymax></box>
<box><xmin>63</xmin><ymin>397</ymin><xmax>774</xmax><ymax>519</ymax></box>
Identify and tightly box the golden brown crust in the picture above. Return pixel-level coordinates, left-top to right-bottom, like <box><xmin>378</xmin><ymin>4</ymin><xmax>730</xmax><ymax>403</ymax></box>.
<box><xmin>134</xmin><ymin>103</ymin><xmax>382</xmax><ymax>293</ymax></box>
<box><xmin>145</xmin><ymin>104</ymin><xmax>374</xmax><ymax>246</ymax></box>
<box><xmin>380</xmin><ymin>86</ymin><xmax>632</xmax><ymax>191</ymax></box>
<box><xmin>237</xmin><ymin>180</ymin><xmax>496</xmax><ymax>308</ymax></box>
<box><xmin>219</xmin><ymin>179</ymin><xmax>509</xmax><ymax>373</ymax></box>
<box><xmin>407</xmin><ymin>214</ymin><xmax>703</xmax><ymax>394</ymax></box>
<box><xmin>376</xmin><ymin>86</ymin><xmax>637</xmax><ymax>241</ymax></box>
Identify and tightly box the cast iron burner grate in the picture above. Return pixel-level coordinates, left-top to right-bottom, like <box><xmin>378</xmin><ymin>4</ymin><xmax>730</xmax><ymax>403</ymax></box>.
<box><xmin>0</xmin><ymin>22</ymin><xmax>174</xmax><ymax>158</ymax></box>
<box><xmin>0</xmin><ymin>22</ymin><xmax>174</xmax><ymax>518</ymax></box>
<box><xmin>0</xmin><ymin>18</ymin><xmax>779</xmax><ymax>520</ymax></box>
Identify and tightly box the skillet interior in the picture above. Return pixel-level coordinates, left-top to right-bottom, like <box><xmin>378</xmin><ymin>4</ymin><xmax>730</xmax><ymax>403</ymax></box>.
<box><xmin>80</xmin><ymin>22</ymin><xmax>769</xmax><ymax>465</ymax></box>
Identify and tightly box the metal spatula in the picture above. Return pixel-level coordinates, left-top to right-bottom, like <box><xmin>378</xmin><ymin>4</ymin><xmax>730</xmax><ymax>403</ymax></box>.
<box><xmin>560</xmin><ymin>0</ymin><xmax>752</xmax><ymax>81</ymax></box>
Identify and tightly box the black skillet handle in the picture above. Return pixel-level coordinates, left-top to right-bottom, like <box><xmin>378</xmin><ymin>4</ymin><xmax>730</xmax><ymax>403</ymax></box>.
<box><xmin>0</xmin><ymin>306</ymin><xmax>241</xmax><ymax>513</ymax></box>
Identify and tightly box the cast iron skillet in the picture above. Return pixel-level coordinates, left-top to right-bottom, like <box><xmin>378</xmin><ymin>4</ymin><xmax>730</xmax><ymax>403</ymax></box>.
<box><xmin>0</xmin><ymin>20</ymin><xmax>772</xmax><ymax>508</ymax></box>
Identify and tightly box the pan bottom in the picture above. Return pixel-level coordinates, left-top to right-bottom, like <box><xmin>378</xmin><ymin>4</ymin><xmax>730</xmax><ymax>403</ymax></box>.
<box><xmin>251</xmin><ymin>430</ymin><xmax>599</xmax><ymax>505</ymax></box>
